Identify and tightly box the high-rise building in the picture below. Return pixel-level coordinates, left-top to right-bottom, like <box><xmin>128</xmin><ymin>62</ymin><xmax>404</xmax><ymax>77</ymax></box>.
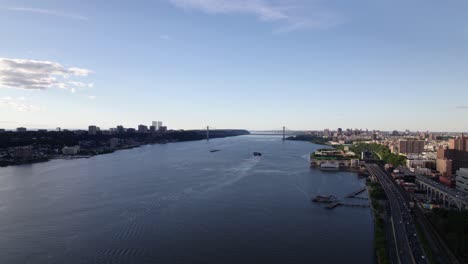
<box><xmin>88</xmin><ymin>125</ymin><xmax>97</xmax><ymax>135</ymax></box>
<box><xmin>437</xmin><ymin>148</ymin><xmax>468</xmax><ymax>176</ymax></box>
<box><xmin>398</xmin><ymin>139</ymin><xmax>424</xmax><ymax>154</ymax></box>
<box><xmin>16</xmin><ymin>127</ymin><xmax>27</xmax><ymax>132</ymax></box>
<box><xmin>456</xmin><ymin>168</ymin><xmax>468</xmax><ymax>193</ymax></box>
<box><xmin>449</xmin><ymin>134</ymin><xmax>468</xmax><ymax>151</ymax></box>
<box><xmin>152</xmin><ymin>121</ymin><xmax>163</xmax><ymax>130</ymax></box>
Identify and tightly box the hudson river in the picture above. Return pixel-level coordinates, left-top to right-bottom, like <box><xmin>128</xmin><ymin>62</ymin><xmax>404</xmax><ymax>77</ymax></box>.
<box><xmin>0</xmin><ymin>135</ymin><xmax>374</xmax><ymax>264</ymax></box>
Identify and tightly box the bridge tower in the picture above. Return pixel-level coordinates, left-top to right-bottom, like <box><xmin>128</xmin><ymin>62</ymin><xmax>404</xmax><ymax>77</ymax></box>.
<box><xmin>206</xmin><ymin>126</ymin><xmax>210</xmax><ymax>141</ymax></box>
<box><xmin>283</xmin><ymin>126</ymin><xmax>286</xmax><ymax>141</ymax></box>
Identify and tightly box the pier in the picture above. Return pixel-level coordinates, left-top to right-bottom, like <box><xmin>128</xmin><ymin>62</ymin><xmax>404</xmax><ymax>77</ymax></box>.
<box><xmin>345</xmin><ymin>187</ymin><xmax>367</xmax><ymax>198</ymax></box>
<box><xmin>325</xmin><ymin>202</ymin><xmax>370</xmax><ymax>210</ymax></box>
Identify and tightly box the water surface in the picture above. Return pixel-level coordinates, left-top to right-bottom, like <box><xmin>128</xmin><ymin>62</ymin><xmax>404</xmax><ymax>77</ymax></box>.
<box><xmin>0</xmin><ymin>135</ymin><xmax>374</xmax><ymax>264</ymax></box>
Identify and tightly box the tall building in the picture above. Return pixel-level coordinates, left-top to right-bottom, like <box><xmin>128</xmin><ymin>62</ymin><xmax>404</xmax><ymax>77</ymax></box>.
<box><xmin>16</xmin><ymin>127</ymin><xmax>27</xmax><ymax>132</ymax></box>
<box><xmin>138</xmin><ymin>125</ymin><xmax>148</xmax><ymax>133</ymax></box>
<box><xmin>437</xmin><ymin>148</ymin><xmax>468</xmax><ymax>176</ymax></box>
<box><xmin>449</xmin><ymin>134</ymin><xmax>468</xmax><ymax>151</ymax></box>
<box><xmin>398</xmin><ymin>139</ymin><xmax>424</xmax><ymax>154</ymax></box>
<box><xmin>456</xmin><ymin>168</ymin><xmax>468</xmax><ymax>193</ymax></box>
<box><xmin>88</xmin><ymin>125</ymin><xmax>97</xmax><ymax>135</ymax></box>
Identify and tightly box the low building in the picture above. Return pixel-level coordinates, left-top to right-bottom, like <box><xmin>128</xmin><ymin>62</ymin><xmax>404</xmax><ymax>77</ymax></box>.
<box><xmin>14</xmin><ymin>146</ymin><xmax>33</xmax><ymax>159</ymax></box>
<box><xmin>138</xmin><ymin>125</ymin><xmax>148</xmax><ymax>133</ymax></box>
<box><xmin>455</xmin><ymin>168</ymin><xmax>468</xmax><ymax>193</ymax></box>
<box><xmin>62</xmin><ymin>146</ymin><xmax>80</xmax><ymax>155</ymax></box>
<box><xmin>406</xmin><ymin>159</ymin><xmax>436</xmax><ymax>170</ymax></box>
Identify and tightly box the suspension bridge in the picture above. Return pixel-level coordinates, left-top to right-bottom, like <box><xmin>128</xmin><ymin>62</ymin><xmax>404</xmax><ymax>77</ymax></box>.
<box><xmin>202</xmin><ymin>126</ymin><xmax>302</xmax><ymax>141</ymax></box>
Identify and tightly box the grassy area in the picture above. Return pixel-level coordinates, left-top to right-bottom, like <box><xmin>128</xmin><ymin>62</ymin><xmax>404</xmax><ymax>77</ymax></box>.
<box><xmin>367</xmin><ymin>180</ymin><xmax>390</xmax><ymax>264</ymax></box>
<box><xmin>374</xmin><ymin>214</ymin><xmax>390</xmax><ymax>264</ymax></box>
<box><xmin>350</xmin><ymin>143</ymin><xmax>406</xmax><ymax>167</ymax></box>
<box><xmin>428</xmin><ymin>209</ymin><xmax>468</xmax><ymax>263</ymax></box>
<box><xmin>415</xmin><ymin>222</ymin><xmax>436</xmax><ymax>264</ymax></box>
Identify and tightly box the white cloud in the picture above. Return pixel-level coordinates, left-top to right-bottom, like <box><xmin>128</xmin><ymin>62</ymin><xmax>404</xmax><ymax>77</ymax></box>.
<box><xmin>168</xmin><ymin>0</ymin><xmax>343</xmax><ymax>32</ymax></box>
<box><xmin>0</xmin><ymin>97</ymin><xmax>41</xmax><ymax>112</ymax></box>
<box><xmin>4</xmin><ymin>6</ymin><xmax>88</xmax><ymax>20</ymax></box>
<box><xmin>0</xmin><ymin>58</ymin><xmax>92</xmax><ymax>92</ymax></box>
<box><xmin>456</xmin><ymin>105</ymin><xmax>468</xmax><ymax>109</ymax></box>
<box><xmin>87</xmin><ymin>95</ymin><xmax>97</xmax><ymax>100</ymax></box>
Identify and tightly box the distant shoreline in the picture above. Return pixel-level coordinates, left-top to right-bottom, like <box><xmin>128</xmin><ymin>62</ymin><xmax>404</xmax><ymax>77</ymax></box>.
<box><xmin>0</xmin><ymin>130</ymin><xmax>249</xmax><ymax>168</ymax></box>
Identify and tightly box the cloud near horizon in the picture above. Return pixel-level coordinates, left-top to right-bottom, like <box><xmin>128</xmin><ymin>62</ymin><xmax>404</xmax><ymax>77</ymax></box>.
<box><xmin>0</xmin><ymin>97</ymin><xmax>41</xmax><ymax>112</ymax></box>
<box><xmin>0</xmin><ymin>58</ymin><xmax>93</xmax><ymax>91</ymax></box>
<box><xmin>168</xmin><ymin>0</ymin><xmax>343</xmax><ymax>32</ymax></box>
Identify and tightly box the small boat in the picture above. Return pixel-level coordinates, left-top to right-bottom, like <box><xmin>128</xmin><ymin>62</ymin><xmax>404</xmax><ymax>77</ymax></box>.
<box><xmin>210</xmin><ymin>149</ymin><xmax>221</xmax><ymax>153</ymax></box>
<box><xmin>253</xmin><ymin>152</ymin><xmax>262</xmax><ymax>156</ymax></box>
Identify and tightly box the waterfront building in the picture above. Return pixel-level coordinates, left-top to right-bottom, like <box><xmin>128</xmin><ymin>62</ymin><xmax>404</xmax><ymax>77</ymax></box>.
<box><xmin>455</xmin><ymin>168</ymin><xmax>468</xmax><ymax>193</ymax></box>
<box><xmin>13</xmin><ymin>146</ymin><xmax>33</xmax><ymax>159</ymax></box>
<box><xmin>16</xmin><ymin>127</ymin><xmax>27</xmax><ymax>132</ymax></box>
<box><xmin>62</xmin><ymin>146</ymin><xmax>80</xmax><ymax>155</ymax></box>
<box><xmin>88</xmin><ymin>125</ymin><xmax>97</xmax><ymax>135</ymax></box>
<box><xmin>138</xmin><ymin>125</ymin><xmax>148</xmax><ymax>133</ymax></box>
<box><xmin>398</xmin><ymin>139</ymin><xmax>424</xmax><ymax>154</ymax></box>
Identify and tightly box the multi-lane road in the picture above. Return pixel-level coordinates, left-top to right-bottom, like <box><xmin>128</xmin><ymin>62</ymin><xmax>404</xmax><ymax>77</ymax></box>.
<box><xmin>367</xmin><ymin>164</ymin><xmax>428</xmax><ymax>264</ymax></box>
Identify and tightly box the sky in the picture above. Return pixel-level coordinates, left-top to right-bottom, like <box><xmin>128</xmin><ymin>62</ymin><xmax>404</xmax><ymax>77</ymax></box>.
<box><xmin>0</xmin><ymin>0</ymin><xmax>468</xmax><ymax>132</ymax></box>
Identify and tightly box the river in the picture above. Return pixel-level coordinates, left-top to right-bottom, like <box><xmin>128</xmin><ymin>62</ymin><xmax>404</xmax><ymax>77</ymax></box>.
<box><xmin>0</xmin><ymin>135</ymin><xmax>374</xmax><ymax>264</ymax></box>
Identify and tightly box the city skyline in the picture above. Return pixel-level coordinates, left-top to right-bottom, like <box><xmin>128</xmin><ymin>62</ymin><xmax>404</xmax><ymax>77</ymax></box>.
<box><xmin>1</xmin><ymin>0</ymin><xmax>468</xmax><ymax>131</ymax></box>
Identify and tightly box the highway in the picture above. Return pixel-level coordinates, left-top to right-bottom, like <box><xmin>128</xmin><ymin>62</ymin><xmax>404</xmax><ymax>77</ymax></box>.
<box><xmin>367</xmin><ymin>164</ymin><xmax>428</xmax><ymax>264</ymax></box>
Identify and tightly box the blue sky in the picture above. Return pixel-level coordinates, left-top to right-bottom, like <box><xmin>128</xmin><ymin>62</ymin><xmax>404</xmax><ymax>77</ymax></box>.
<box><xmin>1</xmin><ymin>0</ymin><xmax>468</xmax><ymax>131</ymax></box>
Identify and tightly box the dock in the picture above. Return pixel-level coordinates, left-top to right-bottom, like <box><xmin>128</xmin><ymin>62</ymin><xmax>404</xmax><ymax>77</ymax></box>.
<box><xmin>345</xmin><ymin>187</ymin><xmax>367</xmax><ymax>198</ymax></box>
<box><xmin>325</xmin><ymin>202</ymin><xmax>370</xmax><ymax>210</ymax></box>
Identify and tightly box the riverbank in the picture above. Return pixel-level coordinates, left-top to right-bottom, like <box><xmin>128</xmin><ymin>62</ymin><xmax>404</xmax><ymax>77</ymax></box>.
<box><xmin>286</xmin><ymin>135</ymin><xmax>331</xmax><ymax>145</ymax></box>
<box><xmin>0</xmin><ymin>130</ymin><xmax>250</xmax><ymax>168</ymax></box>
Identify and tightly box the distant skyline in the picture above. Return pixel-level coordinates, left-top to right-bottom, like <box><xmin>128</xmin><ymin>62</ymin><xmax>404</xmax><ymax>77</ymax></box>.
<box><xmin>1</xmin><ymin>0</ymin><xmax>468</xmax><ymax>131</ymax></box>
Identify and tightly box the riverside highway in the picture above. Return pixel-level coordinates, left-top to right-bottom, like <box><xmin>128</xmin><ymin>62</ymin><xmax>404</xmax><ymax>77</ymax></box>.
<box><xmin>366</xmin><ymin>164</ymin><xmax>428</xmax><ymax>264</ymax></box>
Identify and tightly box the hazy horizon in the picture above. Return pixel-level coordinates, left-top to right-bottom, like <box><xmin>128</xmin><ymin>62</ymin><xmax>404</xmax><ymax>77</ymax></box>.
<box><xmin>1</xmin><ymin>0</ymin><xmax>468</xmax><ymax>131</ymax></box>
